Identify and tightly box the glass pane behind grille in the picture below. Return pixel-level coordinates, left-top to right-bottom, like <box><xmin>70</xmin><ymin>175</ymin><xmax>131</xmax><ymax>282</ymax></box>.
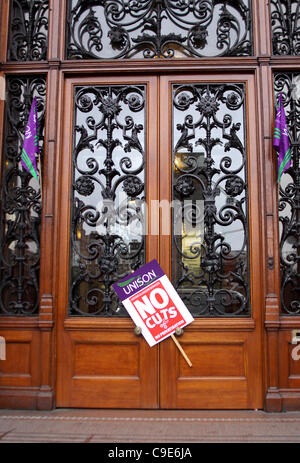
<box><xmin>8</xmin><ymin>0</ymin><xmax>49</xmax><ymax>61</ymax></box>
<box><xmin>69</xmin><ymin>85</ymin><xmax>146</xmax><ymax>316</ymax></box>
<box><xmin>66</xmin><ymin>0</ymin><xmax>253</xmax><ymax>60</ymax></box>
<box><xmin>172</xmin><ymin>83</ymin><xmax>250</xmax><ymax>317</ymax></box>
<box><xmin>271</xmin><ymin>0</ymin><xmax>300</xmax><ymax>56</ymax></box>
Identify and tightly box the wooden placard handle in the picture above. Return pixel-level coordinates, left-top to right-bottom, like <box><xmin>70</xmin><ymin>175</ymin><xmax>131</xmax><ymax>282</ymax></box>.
<box><xmin>171</xmin><ymin>334</ymin><xmax>192</xmax><ymax>368</ymax></box>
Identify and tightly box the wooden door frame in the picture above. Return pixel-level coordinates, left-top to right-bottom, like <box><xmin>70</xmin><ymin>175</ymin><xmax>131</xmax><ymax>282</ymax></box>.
<box><xmin>2</xmin><ymin>0</ymin><xmax>300</xmax><ymax>410</ymax></box>
<box><xmin>55</xmin><ymin>70</ymin><xmax>264</xmax><ymax>409</ymax></box>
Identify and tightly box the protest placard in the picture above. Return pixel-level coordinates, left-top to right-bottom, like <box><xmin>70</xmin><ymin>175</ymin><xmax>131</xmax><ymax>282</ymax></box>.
<box><xmin>112</xmin><ymin>260</ymin><xmax>194</xmax><ymax>366</ymax></box>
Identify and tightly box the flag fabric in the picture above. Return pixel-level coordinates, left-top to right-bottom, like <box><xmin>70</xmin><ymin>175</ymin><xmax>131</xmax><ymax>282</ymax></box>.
<box><xmin>273</xmin><ymin>93</ymin><xmax>291</xmax><ymax>183</ymax></box>
<box><xmin>20</xmin><ymin>96</ymin><xmax>39</xmax><ymax>181</ymax></box>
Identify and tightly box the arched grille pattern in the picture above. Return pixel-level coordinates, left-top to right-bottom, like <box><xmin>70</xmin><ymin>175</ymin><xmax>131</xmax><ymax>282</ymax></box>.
<box><xmin>66</xmin><ymin>0</ymin><xmax>253</xmax><ymax>60</ymax></box>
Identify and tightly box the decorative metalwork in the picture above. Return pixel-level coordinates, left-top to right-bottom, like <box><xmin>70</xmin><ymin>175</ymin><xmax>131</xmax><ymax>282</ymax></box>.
<box><xmin>69</xmin><ymin>85</ymin><xmax>146</xmax><ymax>316</ymax></box>
<box><xmin>0</xmin><ymin>76</ymin><xmax>46</xmax><ymax>315</ymax></box>
<box><xmin>66</xmin><ymin>0</ymin><xmax>253</xmax><ymax>60</ymax></box>
<box><xmin>172</xmin><ymin>83</ymin><xmax>250</xmax><ymax>317</ymax></box>
<box><xmin>8</xmin><ymin>0</ymin><xmax>49</xmax><ymax>61</ymax></box>
<box><xmin>271</xmin><ymin>0</ymin><xmax>300</xmax><ymax>56</ymax></box>
<box><xmin>274</xmin><ymin>72</ymin><xmax>300</xmax><ymax>314</ymax></box>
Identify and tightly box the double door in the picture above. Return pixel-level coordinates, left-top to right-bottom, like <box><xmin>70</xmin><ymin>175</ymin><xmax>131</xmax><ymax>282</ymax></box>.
<box><xmin>56</xmin><ymin>73</ymin><xmax>263</xmax><ymax>409</ymax></box>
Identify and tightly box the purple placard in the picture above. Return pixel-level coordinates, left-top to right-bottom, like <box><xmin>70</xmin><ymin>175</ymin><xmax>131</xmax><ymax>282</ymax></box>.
<box><xmin>112</xmin><ymin>259</ymin><xmax>165</xmax><ymax>302</ymax></box>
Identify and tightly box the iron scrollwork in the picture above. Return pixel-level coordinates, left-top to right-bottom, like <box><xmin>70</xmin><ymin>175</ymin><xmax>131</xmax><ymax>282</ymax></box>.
<box><xmin>66</xmin><ymin>0</ymin><xmax>253</xmax><ymax>60</ymax></box>
<box><xmin>271</xmin><ymin>0</ymin><xmax>300</xmax><ymax>56</ymax></box>
<box><xmin>172</xmin><ymin>83</ymin><xmax>250</xmax><ymax>317</ymax></box>
<box><xmin>274</xmin><ymin>72</ymin><xmax>300</xmax><ymax>315</ymax></box>
<box><xmin>8</xmin><ymin>0</ymin><xmax>49</xmax><ymax>61</ymax></box>
<box><xmin>0</xmin><ymin>76</ymin><xmax>46</xmax><ymax>316</ymax></box>
<box><xmin>69</xmin><ymin>85</ymin><xmax>146</xmax><ymax>316</ymax></box>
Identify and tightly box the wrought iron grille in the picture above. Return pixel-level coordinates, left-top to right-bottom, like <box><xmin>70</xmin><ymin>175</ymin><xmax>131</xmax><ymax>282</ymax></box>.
<box><xmin>66</xmin><ymin>0</ymin><xmax>253</xmax><ymax>60</ymax></box>
<box><xmin>172</xmin><ymin>83</ymin><xmax>250</xmax><ymax>317</ymax></box>
<box><xmin>0</xmin><ymin>76</ymin><xmax>46</xmax><ymax>316</ymax></box>
<box><xmin>274</xmin><ymin>72</ymin><xmax>300</xmax><ymax>315</ymax></box>
<box><xmin>8</xmin><ymin>0</ymin><xmax>49</xmax><ymax>61</ymax></box>
<box><xmin>271</xmin><ymin>0</ymin><xmax>300</xmax><ymax>56</ymax></box>
<box><xmin>69</xmin><ymin>85</ymin><xmax>146</xmax><ymax>316</ymax></box>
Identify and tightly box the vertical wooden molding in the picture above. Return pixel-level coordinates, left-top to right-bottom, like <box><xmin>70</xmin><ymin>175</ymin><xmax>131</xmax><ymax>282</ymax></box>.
<box><xmin>0</xmin><ymin>0</ymin><xmax>9</xmax><ymax>64</ymax></box>
<box><xmin>253</xmin><ymin>0</ymin><xmax>272</xmax><ymax>57</ymax></box>
<box><xmin>260</xmin><ymin>64</ymin><xmax>281</xmax><ymax>321</ymax></box>
<box><xmin>37</xmin><ymin>330</ymin><xmax>54</xmax><ymax>410</ymax></box>
<box><xmin>255</xmin><ymin>0</ymin><xmax>282</xmax><ymax>409</ymax></box>
<box><xmin>37</xmin><ymin>0</ymin><xmax>64</xmax><ymax>409</ymax></box>
<box><xmin>262</xmin><ymin>67</ymin><xmax>282</xmax><ymax>410</ymax></box>
<box><xmin>48</xmin><ymin>0</ymin><xmax>66</xmax><ymax>61</ymax></box>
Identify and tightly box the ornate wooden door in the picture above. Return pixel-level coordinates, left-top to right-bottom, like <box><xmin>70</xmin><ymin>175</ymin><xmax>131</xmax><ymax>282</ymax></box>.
<box><xmin>56</xmin><ymin>72</ymin><xmax>263</xmax><ymax>409</ymax></box>
<box><xmin>56</xmin><ymin>75</ymin><xmax>159</xmax><ymax>408</ymax></box>
<box><xmin>159</xmin><ymin>74</ymin><xmax>263</xmax><ymax>408</ymax></box>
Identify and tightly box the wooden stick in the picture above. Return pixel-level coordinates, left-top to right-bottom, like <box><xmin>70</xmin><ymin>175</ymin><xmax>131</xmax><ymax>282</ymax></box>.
<box><xmin>38</xmin><ymin>153</ymin><xmax>43</xmax><ymax>201</ymax></box>
<box><xmin>171</xmin><ymin>334</ymin><xmax>192</xmax><ymax>367</ymax></box>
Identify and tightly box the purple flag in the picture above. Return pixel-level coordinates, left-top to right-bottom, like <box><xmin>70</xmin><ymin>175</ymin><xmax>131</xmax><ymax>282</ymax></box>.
<box><xmin>21</xmin><ymin>96</ymin><xmax>39</xmax><ymax>181</ymax></box>
<box><xmin>273</xmin><ymin>93</ymin><xmax>291</xmax><ymax>183</ymax></box>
